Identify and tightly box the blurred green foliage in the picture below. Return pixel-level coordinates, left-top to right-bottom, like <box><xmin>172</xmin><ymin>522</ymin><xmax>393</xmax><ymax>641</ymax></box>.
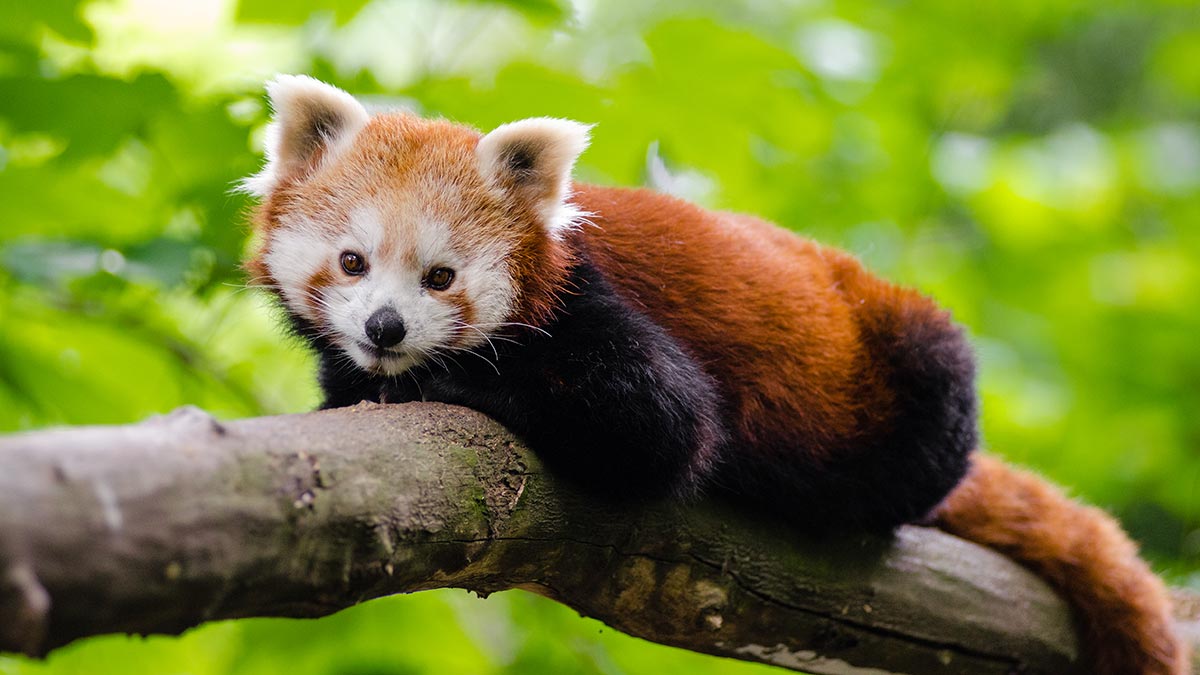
<box><xmin>1</xmin><ymin>0</ymin><xmax>1198</xmax><ymax>673</ymax></box>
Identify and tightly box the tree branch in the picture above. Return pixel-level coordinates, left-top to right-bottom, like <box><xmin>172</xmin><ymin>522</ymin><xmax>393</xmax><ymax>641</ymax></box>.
<box><xmin>0</xmin><ymin>403</ymin><xmax>1193</xmax><ymax>674</ymax></box>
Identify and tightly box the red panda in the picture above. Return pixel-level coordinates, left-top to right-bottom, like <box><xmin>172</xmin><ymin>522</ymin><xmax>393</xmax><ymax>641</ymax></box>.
<box><xmin>243</xmin><ymin>75</ymin><xmax>1186</xmax><ymax>674</ymax></box>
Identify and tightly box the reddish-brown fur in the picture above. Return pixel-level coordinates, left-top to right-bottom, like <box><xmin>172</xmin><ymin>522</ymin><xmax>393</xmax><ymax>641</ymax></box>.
<box><xmin>937</xmin><ymin>455</ymin><xmax>1187</xmax><ymax>674</ymax></box>
<box><xmin>580</xmin><ymin>185</ymin><xmax>920</xmax><ymax>461</ymax></box>
<box><xmin>248</xmin><ymin>111</ymin><xmax>1186</xmax><ymax>673</ymax></box>
<box><xmin>572</xmin><ymin>183</ymin><xmax>1186</xmax><ymax>674</ymax></box>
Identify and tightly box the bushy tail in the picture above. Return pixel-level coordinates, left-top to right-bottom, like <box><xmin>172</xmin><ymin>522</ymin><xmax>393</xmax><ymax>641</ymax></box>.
<box><xmin>933</xmin><ymin>453</ymin><xmax>1188</xmax><ymax>674</ymax></box>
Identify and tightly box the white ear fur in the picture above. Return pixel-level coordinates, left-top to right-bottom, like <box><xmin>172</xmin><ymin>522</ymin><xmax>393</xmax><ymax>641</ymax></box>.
<box><xmin>241</xmin><ymin>74</ymin><xmax>370</xmax><ymax>197</ymax></box>
<box><xmin>476</xmin><ymin>117</ymin><xmax>591</xmax><ymax>231</ymax></box>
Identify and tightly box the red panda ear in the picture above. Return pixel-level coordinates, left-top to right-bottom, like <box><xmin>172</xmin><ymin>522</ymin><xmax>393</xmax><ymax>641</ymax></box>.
<box><xmin>477</xmin><ymin>118</ymin><xmax>591</xmax><ymax>231</ymax></box>
<box><xmin>241</xmin><ymin>75</ymin><xmax>369</xmax><ymax>197</ymax></box>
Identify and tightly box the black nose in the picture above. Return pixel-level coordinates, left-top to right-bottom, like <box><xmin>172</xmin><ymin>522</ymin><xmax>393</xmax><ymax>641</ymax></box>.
<box><xmin>365</xmin><ymin>306</ymin><xmax>406</xmax><ymax>349</ymax></box>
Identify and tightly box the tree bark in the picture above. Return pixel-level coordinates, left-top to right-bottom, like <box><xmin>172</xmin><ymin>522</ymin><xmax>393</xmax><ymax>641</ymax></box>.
<box><xmin>0</xmin><ymin>403</ymin><xmax>1194</xmax><ymax>674</ymax></box>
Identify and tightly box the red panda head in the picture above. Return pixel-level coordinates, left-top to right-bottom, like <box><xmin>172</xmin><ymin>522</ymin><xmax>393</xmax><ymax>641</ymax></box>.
<box><xmin>243</xmin><ymin>75</ymin><xmax>589</xmax><ymax>376</ymax></box>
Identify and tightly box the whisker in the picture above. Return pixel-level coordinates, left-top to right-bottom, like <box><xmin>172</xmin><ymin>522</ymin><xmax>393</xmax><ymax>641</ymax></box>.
<box><xmin>470</xmin><ymin>321</ymin><xmax>552</xmax><ymax>338</ymax></box>
<box><xmin>452</xmin><ymin>319</ymin><xmax>501</xmax><ymax>361</ymax></box>
<box><xmin>405</xmin><ymin>370</ymin><xmax>425</xmax><ymax>401</ymax></box>
<box><xmin>436</xmin><ymin>345</ymin><xmax>502</xmax><ymax>377</ymax></box>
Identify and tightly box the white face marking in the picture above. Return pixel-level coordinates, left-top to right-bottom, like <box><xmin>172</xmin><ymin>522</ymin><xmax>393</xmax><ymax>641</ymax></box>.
<box><xmin>264</xmin><ymin>223</ymin><xmax>334</xmax><ymax>323</ymax></box>
<box><xmin>268</xmin><ymin>202</ymin><xmax>518</xmax><ymax>376</ymax></box>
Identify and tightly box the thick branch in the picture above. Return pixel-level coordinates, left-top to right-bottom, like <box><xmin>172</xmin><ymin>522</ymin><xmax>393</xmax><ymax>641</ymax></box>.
<box><xmin>0</xmin><ymin>403</ymin><xmax>1185</xmax><ymax>674</ymax></box>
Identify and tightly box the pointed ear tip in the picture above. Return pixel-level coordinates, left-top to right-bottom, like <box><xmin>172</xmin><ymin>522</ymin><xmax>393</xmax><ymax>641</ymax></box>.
<box><xmin>262</xmin><ymin>75</ymin><xmax>368</xmax><ymax>123</ymax></box>
<box><xmin>535</xmin><ymin>117</ymin><xmax>594</xmax><ymax>149</ymax></box>
<box><xmin>266</xmin><ymin>72</ymin><xmax>303</xmax><ymax>85</ymax></box>
<box><xmin>563</xmin><ymin>118</ymin><xmax>594</xmax><ymax>137</ymax></box>
<box><xmin>264</xmin><ymin>73</ymin><xmax>307</xmax><ymax>96</ymax></box>
<box><xmin>500</xmin><ymin>116</ymin><xmax>593</xmax><ymax>133</ymax></box>
<box><xmin>566</xmin><ymin>122</ymin><xmax>593</xmax><ymax>154</ymax></box>
<box><xmin>264</xmin><ymin>74</ymin><xmax>354</xmax><ymax>101</ymax></box>
<box><xmin>545</xmin><ymin>116</ymin><xmax>594</xmax><ymax>134</ymax></box>
<box><xmin>263</xmin><ymin>74</ymin><xmax>311</xmax><ymax>109</ymax></box>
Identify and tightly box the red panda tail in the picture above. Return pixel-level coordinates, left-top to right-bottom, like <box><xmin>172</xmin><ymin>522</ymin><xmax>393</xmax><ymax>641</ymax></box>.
<box><xmin>933</xmin><ymin>453</ymin><xmax>1188</xmax><ymax>675</ymax></box>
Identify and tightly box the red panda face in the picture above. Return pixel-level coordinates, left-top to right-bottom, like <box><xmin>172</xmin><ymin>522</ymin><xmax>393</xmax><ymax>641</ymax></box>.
<box><xmin>243</xmin><ymin>76</ymin><xmax>589</xmax><ymax>376</ymax></box>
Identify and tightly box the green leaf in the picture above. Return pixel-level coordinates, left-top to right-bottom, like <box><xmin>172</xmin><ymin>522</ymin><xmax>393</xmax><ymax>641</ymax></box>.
<box><xmin>0</xmin><ymin>0</ymin><xmax>92</xmax><ymax>47</ymax></box>
<box><xmin>0</xmin><ymin>73</ymin><xmax>178</xmax><ymax>161</ymax></box>
<box><xmin>234</xmin><ymin>0</ymin><xmax>372</xmax><ymax>25</ymax></box>
<box><xmin>234</xmin><ymin>0</ymin><xmax>568</xmax><ymax>26</ymax></box>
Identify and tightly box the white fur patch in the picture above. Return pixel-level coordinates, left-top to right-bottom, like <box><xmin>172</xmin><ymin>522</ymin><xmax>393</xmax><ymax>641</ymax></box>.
<box><xmin>476</xmin><ymin>117</ymin><xmax>592</xmax><ymax>236</ymax></box>
<box><xmin>241</xmin><ymin>74</ymin><xmax>369</xmax><ymax>196</ymax></box>
<box><xmin>270</xmin><ymin>200</ymin><xmax>519</xmax><ymax>377</ymax></box>
<box><xmin>264</xmin><ymin>222</ymin><xmax>335</xmax><ymax>323</ymax></box>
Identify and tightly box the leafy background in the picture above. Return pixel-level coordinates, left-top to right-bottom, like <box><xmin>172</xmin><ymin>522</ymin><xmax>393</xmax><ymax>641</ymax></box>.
<box><xmin>1</xmin><ymin>0</ymin><xmax>1198</xmax><ymax>673</ymax></box>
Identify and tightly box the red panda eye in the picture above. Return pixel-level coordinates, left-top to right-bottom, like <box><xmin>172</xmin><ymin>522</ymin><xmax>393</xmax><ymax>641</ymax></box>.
<box><xmin>340</xmin><ymin>251</ymin><xmax>366</xmax><ymax>276</ymax></box>
<box><xmin>424</xmin><ymin>267</ymin><xmax>455</xmax><ymax>290</ymax></box>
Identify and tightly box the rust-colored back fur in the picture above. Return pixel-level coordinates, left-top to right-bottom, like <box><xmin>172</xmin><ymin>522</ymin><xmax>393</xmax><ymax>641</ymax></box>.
<box><xmin>572</xmin><ymin>183</ymin><xmax>1186</xmax><ymax>674</ymax></box>
<box><xmin>578</xmin><ymin>184</ymin><xmax>890</xmax><ymax>460</ymax></box>
<box><xmin>936</xmin><ymin>454</ymin><xmax>1187</xmax><ymax>674</ymax></box>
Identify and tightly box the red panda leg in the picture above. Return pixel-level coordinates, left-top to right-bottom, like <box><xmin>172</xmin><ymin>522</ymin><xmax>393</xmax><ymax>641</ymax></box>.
<box><xmin>934</xmin><ymin>453</ymin><xmax>1187</xmax><ymax>674</ymax></box>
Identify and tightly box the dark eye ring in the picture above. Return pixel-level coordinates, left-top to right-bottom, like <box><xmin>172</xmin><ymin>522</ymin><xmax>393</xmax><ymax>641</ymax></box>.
<box><xmin>340</xmin><ymin>251</ymin><xmax>366</xmax><ymax>276</ymax></box>
<box><xmin>425</xmin><ymin>267</ymin><xmax>455</xmax><ymax>291</ymax></box>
